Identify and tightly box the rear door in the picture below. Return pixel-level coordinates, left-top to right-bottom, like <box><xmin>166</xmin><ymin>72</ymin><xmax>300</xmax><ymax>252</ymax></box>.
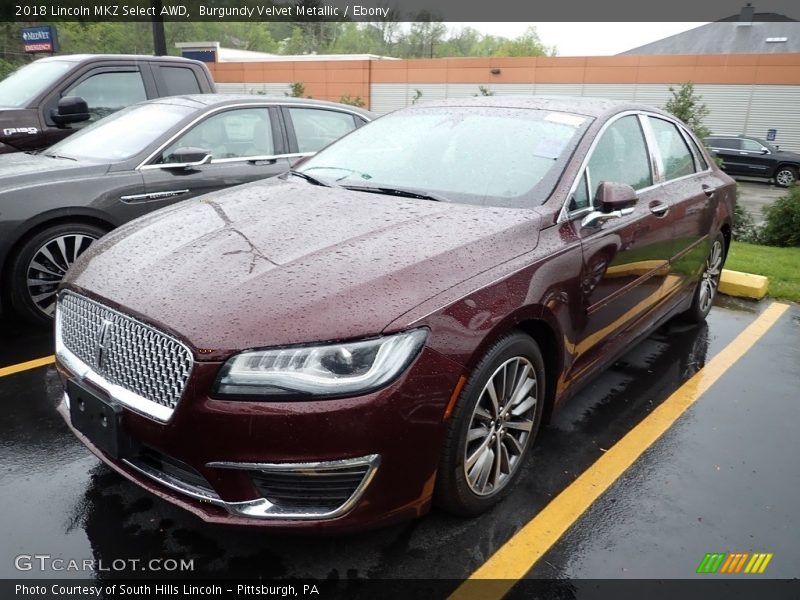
<box><xmin>707</xmin><ymin>137</ymin><xmax>745</xmax><ymax>175</ymax></box>
<box><xmin>644</xmin><ymin>115</ymin><xmax>720</xmax><ymax>299</ymax></box>
<box><xmin>138</xmin><ymin>105</ymin><xmax>290</xmax><ymax>212</ymax></box>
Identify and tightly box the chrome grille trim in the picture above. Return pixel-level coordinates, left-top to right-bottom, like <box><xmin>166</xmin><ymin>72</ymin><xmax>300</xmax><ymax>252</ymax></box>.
<box><xmin>205</xmin><ymin>455</ymin><xmax>381</xmax><ymax>519</ymax></box>
<box><xmin>55</xmin><ymin>291</ymin><xmax>193</xmax><ymax>423</ymax></box>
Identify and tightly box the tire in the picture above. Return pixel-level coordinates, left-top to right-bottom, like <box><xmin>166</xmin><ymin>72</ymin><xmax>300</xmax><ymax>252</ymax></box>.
<box><xmin>435</xmin><ymin>331</ymin><xmax>546</xmax><ymax>516</ymax></box>
<box><xmin>774</xmin><ymin>166</ymin><xmax>797</xmax><ymax>188</ymax></box>
<box><xmin>683</xmin><ymin>232</ymin><xmax>726</xmax><ymax>323</ymax></box>
<box><xmin>8</xmin><ymin>222</ymin><xmax>105</xmax><ymax>326</ymax></box>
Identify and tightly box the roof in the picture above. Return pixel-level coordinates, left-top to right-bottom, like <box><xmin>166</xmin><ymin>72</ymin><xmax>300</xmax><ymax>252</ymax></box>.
<box><xmin>413</xmin><ymin>95</ymin><xmax>667</xmax><ymax>119</ymax></box>
<box><xmin>149</xmin><ymin>93</ymin><xmax>374</xmax><ymax>118</ymax></box>
<box><xmin>37</xmin><ymin>54</ymin><xmax>203</xmax><ymax>64</ymax></box>
<box><xmin>175</xmin><ymin>42</ymin><xmax>398</xmax><ymax>62</ymax></box>
<box><xmin>620</xmin><ymin>21</ymin><xmax>800</xmax><ymax>54</ymax></box>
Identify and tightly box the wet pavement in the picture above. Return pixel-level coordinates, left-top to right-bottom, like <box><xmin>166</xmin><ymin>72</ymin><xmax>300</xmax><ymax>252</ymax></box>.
<box><xmin>0</xmin><ymin>298</ymin><xmax>797</xmax><ymax>589</ymax></box>
<box><xmin>736</xmin><ymin>180</ymin><xmax>787</xmax><ymax>225</ymax></box>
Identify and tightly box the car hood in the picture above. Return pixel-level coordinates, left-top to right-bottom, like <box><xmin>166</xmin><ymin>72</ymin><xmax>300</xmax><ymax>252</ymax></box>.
<box><xmin>65</xmin><ymin>178</ymin><xmax>542</xmax><ymax>359</ymax></box>
<box><xmin>0</xmin><ymin>151</ymin><xmax>107</xmax><ymax>188</ymax></box>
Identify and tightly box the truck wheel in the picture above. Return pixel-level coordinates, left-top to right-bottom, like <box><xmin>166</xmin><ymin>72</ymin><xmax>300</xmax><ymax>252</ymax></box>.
<box><xmin>775</xmin><ymin>166</ymin><xmax>797</xmax><ymax>187</ymax></box>
<box><xmin>9</xmin><ymin>223</ymin><xmax>105</xmax><ymax>326</ymax></box>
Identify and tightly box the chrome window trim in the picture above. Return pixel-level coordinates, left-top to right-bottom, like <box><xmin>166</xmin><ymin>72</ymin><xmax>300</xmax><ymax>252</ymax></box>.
<box><xmin>679</xmin><ymin>125</ymin><xmax>709</xmax><ymax>172</ymax></box>
<box><xmin>136</xmin><ymin>102</ymin><xmax>368</xmax><ymax>171</ymax></box>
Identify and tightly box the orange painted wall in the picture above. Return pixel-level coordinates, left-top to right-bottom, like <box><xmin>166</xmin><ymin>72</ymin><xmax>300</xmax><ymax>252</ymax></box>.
<box><xmin>208</xmin><ymin>54</ymin><xmax>800</xmax><ymax>110</ymax></box>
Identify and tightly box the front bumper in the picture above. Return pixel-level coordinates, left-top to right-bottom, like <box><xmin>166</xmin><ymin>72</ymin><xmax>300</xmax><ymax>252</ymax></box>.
<box><xmin>56</xmin><ymin>347</ymin><xmax>462</xmax><ymax>533</ymax></box>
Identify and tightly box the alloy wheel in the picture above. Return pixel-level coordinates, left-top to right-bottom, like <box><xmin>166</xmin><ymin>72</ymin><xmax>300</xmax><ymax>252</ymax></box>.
<box><xmin>775</xmin><ymin>168</ymin><xmax>796</xmax><ymax>187</ymax></box>
<box><xmin>463</xmin><ymin>356</ymin><xmax>538</xmax><ymax>496</ymax></box>
<box><xmin>698</xmin><ymin>239</ymin><xmax>723</xmax><ymax>314</ymax></box>
<box><xmin>26</xmin><ymin>233</ymin><xmax>98</xmax><ymax>317</ymax></box>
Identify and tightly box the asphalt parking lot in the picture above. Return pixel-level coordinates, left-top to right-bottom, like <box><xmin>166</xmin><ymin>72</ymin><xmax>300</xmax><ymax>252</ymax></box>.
<box><xmin>736</xmin><ymin>179</ymin><xmax>787</xmax><ymax>225</ymax></box>
<box><xmin>1</xmin><ymin>296</ymin><xmax>798</xmax><ymax>596</ymax></box>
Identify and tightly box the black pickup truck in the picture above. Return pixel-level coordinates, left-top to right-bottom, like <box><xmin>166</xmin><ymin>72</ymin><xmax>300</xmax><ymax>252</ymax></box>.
<box><xmin>0</xmin><ymin>54</ymin><xmax>216</xmax><ymax>154</ymax></box>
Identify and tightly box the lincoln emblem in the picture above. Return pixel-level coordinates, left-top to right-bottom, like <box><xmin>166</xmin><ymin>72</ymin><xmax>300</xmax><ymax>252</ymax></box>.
<box><xmin>96</xmin><ymin>319</ymin><xmax>113</xmax><ymax>367</ymax></box>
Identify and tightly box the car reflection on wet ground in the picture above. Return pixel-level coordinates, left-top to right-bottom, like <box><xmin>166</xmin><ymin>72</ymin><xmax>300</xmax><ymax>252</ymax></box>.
<box><xmin>0</xmin><ymin>296</ymin><xmax>797</xmax><ymax>588</ymax></box>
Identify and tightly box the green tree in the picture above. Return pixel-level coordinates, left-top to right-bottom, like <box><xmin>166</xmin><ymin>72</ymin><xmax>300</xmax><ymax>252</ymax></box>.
<box><xmin>495</xmin><ymin>26</ymin><xmax>552</xmax><ymax>57</ymax></box>
<box><xmin>663</xmin><ymin>82</ymin><xmax>711</xmax><ymax>140</ymax></box>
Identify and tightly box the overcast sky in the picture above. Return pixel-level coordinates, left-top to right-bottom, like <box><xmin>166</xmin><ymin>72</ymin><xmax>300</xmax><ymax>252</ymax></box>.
<box><xmin>446</xmin><ymin>23</ymin><xmax>708</xmax><ymax>55</ymax></box>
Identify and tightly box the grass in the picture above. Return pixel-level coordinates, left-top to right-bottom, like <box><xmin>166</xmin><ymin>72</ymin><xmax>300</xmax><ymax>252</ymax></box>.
<box><xmin>726</xmin><ymin>241</ymin><xmax>800</xmax><ymax>302</ymax></box>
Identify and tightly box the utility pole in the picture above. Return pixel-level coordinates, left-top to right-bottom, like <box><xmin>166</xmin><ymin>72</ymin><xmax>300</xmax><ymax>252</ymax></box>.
<box><xmin>151</xmin><ymin>0</ymin><xmax>167</xmax><ymax>55</ymax></box>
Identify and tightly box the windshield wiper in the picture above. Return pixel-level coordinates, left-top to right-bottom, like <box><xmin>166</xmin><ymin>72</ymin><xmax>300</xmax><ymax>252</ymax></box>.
<box><xmin>43</xmin><ymin>153</ymin><xmax>77</xmax><ymax>161</ymax></box>
<box><xmin>288</xmin><ymin>169</ymin><xmax>339</xmax><ymax>188</ymax></box>
<box><xmin>343</xmin><ymin>184</ymin><xmax>449</xmax><ymax>203</ymax></box>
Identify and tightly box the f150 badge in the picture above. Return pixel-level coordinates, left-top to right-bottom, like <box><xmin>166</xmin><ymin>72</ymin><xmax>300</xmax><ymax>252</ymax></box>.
<box><xmin>3</xmin><ymin>127</ymin><xmax>39</xmax><ymax>136</ymax></box>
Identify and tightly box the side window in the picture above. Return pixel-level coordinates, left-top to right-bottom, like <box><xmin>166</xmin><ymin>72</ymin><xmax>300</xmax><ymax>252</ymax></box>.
<box><xmin>648</xmin><ymin>117</ymin><xmax>695</xmax><ymax>180</ymax></box>
<box><xmin>708</xmin><ymin>138</ymin><xmax>739</xmax><ymax>150</ymax></box>
<box><xmin>159</xmin><ymin>108</ymin><xmax>274</xmax><ymax>162</ymax></box>
<box><xmin>569</xmin><ymin>171</ymin><xmax>590</xmax><ymax>212</ymax></box>
<box><xmin>289</xmin><ymin>108</ymin><xmax>357</xmax><ymax>153</ymax></box>
<box><xmin>685</xmin><ymin>133</ymin><xmax>709</xmax><ymax>171</ymax></box>
<box><xmin>65</xmin><ymin>71</ymin><xmax>146</xmax><ymax>122</ymax></box>
<box><xmin>158</xmin><ymin>66</ymin><xmax>202</xmax><ymax>95</ymax></box>
<box><xmin>585</xmin><ymin>115</ymin><xmax>652</xmax><ymax>200</ymax></box>
<box><xmin>740</xmin><ymin>138</ymin><xmax>764</xmax><ymax>152</ymax></box>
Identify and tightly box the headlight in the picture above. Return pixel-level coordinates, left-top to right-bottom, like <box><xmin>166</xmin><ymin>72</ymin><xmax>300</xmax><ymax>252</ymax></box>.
<box><xmin>213</xmin><ymin>329</ymin><xmax>428</xmax><ymax>399</ymax></box>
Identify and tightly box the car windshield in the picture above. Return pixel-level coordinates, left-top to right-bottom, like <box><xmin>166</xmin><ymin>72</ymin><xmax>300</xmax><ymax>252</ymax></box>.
<box><xmin>0</xmin><ymin>60</ymin><xmax>76</xmax><ymax>108</ymax></box>
<box><xmin>45</xmin><ymin>102</ymin><xmax>195</xmax><ymax>162</ymax></box>
<box><xmin>298</xmin><ymin>106</ymin><xmax>591</xmax><ymax>207</ymax></box>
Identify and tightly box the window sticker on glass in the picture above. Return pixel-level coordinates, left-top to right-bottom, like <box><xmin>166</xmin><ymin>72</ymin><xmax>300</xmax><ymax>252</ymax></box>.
<box><xmin>544</xmin><ymin>113</ymin><xmax>586</xmax><ymax>128</ymax></box>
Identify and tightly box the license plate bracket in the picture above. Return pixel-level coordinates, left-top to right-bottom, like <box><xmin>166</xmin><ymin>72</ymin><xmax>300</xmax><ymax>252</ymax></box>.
<box><xmin>67</xmin><ymin>379</ymin><xmax>135</xmax><ymax>460</ymax></box>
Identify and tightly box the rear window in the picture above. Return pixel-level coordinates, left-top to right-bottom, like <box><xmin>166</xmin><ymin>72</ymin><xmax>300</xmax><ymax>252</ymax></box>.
<box><xmin>158</xmin><ymin>66</ymin><xmax>202</xmax><ymax>96</ymax></box>
<box><xmin>707</xmin><ymin>138</ymin><xmax>740</xmax><ymax>150</ymax></box>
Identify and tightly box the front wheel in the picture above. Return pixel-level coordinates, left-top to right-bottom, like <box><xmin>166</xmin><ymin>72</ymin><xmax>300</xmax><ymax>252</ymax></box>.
<box><xmin>435</xmin><ymin>332</ymin><xmax>545</xmax><ymax>516</ymax></box>
<box><xmin>774</xmin><ymin>166</ymin><xmax>797</xmax><ymax>188</ymax></box>
<box><xmin>9</xmin><ymin>223</ymin><xmax>105</xmax><ymax>326</ymax></box>
<box><xmin>683</xmin><ymin>232</ymin><xmax>726</xmax><ymax>323</ymax></box>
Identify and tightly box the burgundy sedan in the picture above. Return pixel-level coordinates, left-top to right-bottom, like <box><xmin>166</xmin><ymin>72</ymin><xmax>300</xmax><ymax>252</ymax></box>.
<box><xmin>55</xmin><ymin>97</ymin><xmax>734</xmax><ymax>532</ymax></box>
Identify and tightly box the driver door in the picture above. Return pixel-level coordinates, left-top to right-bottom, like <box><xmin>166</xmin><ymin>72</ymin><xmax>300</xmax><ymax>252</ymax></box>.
<box><xmin>138</xmin><ymin>105</ymin><xmax>290</xmax><ymax>208</ymax></box>
<box><xmin>566</xmin><ymin>114</ymin><xmax>674</xmax><ymax>382</ymax></box>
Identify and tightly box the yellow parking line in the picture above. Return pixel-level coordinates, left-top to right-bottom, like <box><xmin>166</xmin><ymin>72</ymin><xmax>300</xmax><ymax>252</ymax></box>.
<box><xmin>450</xmin><ymin>302</ymin><xmax>789</xmax><ymax>600</ymax></box>
<box><xmin>0</xmin><ymin>355</ymin><xmax>55</xmax><ymax>378</ymax></box>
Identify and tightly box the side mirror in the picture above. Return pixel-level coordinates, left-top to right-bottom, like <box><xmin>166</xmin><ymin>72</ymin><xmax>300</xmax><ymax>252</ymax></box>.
<box><xmin>160</xmin><ymin>147</ymin><xmax>213</xmax><ymax>170</ymax></box>
<box><xmin>581</xmin><ymin>182</ymin><xmax>638</xmax><ymax>228</ymax></box>
<box><xmin>760</xmin><ymin>147</ymin><xmax>769</xmax><ymax>155</ymax></box>
<box><xmin>51</xmin><ymin>96</ymin><xmax>91</xmax><ymax>127</ymax></box>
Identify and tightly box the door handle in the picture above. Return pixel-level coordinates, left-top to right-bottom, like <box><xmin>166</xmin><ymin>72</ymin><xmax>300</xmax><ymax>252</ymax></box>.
<box><xmin>701</xmin><ymin>184</ymin><xmax>716</xmax><ymax>198</ymax></box>
<box><xmin>649</xmin><ymin>201</ymin><xmax>669</xmax><ymax>216</ymax></box>
<box><xmin>247</xmin><ymin>158</ymin><xmax>278</xmax><ymax>165</ymax></box>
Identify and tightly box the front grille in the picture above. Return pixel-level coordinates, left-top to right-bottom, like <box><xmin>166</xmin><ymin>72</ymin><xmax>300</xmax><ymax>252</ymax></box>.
<box><xmin>57</xmin><ymin>291</ymin><xmax>193</xmax><ymax>419</ymax></box>
<box><xmin>251</xmin><ymin>464</ymin><xmax>371</xmax><ymax>512</ymax></box>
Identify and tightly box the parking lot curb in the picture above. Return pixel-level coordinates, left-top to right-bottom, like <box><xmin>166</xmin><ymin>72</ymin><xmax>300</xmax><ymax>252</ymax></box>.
<box><xmin>720</xmin><ymin>269</ymin><xmax>769</xmax><ymax>300</ymax></box>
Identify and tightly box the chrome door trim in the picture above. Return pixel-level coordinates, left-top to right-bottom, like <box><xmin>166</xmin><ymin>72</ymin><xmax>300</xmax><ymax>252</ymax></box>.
<box><xmin>120</xmin><ymin>189</ymin><xmax>190</xmax><ymax>202</ymax></box>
